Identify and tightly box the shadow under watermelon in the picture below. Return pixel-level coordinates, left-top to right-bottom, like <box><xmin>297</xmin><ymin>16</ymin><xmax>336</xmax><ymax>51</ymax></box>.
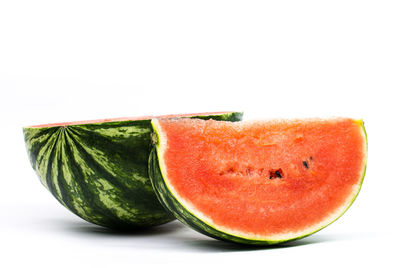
<box><xmin>179</xmin><ymin>231</ymin><xmax>376</xmax><ymax>252</ymax></box>
<box><xmin>52</xmin><ymin>218</ymin><xmax>183</xmax><ymax>237</ymax></box>
<box><xmin>175</xmin><ymin>235</ymin><xmax>327</xmax><ymax>252</ymax></box>
<box><xmin>47</xmin><ymin>216</ymin><xmax>374</xmax><ymax>252</ymax></box>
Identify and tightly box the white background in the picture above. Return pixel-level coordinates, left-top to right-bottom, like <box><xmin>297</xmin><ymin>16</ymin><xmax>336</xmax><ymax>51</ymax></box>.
<box><xmin>1</xmin><ymin>1</ymin><xmax>399</xmax><ymax>267</ymax></box>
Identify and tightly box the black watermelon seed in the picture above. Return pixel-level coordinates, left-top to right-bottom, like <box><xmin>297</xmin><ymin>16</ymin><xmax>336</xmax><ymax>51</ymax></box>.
<box><xmin>269</xmin><ymin>168</ymin><xmax>283</xmax><ymax>179</ymax></box>
<box><xmin>303</xmin><ymin>161</ymin><xmax>309</xmax><ymax>169</ymax></box>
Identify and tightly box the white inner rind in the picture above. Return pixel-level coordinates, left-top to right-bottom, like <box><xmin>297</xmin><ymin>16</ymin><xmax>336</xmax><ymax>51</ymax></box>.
<box><xmin>152</xmin><ymin>118</ymin><xmax>367</xmax><ymax>242</ymax></box>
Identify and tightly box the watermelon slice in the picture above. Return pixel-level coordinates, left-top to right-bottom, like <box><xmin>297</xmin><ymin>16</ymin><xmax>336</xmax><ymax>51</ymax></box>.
<box><xmin>149</xmin><ymin>118</ymin><xmax>367</xmax><ymax>244</ymax></box>
<box><xmin>23</xmin><ymin>112</ymin><xmax>242</xmax><ymax>229</ymax></box>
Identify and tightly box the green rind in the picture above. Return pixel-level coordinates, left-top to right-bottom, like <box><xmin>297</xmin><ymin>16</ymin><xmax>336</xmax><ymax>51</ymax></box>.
<box><xmin>149</xmin><ymin>119</ymin><xmax>367</xmax><ymax>245</ymax></box>
<box><xmin>23</xmin><ymin>112</ymin><xmax>243</xmax><ymax>229</ymax></box>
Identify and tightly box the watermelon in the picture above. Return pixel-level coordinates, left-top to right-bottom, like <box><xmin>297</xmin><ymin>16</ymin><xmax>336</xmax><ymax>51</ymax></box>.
<box><xmin>149</xmin><ymin>118</ymin><xmax>367</xmax><ymax>244</ymax></box>
<box><xmin>23</xmin><ymin>112</ymin><xmax>243</xmax><ymax>229</ymax></box>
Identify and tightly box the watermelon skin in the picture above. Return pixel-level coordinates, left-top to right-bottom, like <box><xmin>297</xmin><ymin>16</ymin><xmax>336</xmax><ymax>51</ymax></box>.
<box><xmin>148</xmin><ymin>119</ymin><xmax>367</xmax><ymax>245</ymax></box>
<box><xmin>23</xmin><ymin>112</ymin><xmax>242</xmax><ymax>229</ymax></box>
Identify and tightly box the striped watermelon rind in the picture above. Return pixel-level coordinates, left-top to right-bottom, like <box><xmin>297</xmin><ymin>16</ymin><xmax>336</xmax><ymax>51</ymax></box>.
<box><xmin>23</xmin><ymin>112</ymin><xmax>243</xmax><ymax>229</ymax></box>
<box><xmin>148</xmin><ymin>118</ymin><xmax>367</xmax><ymax>245</ymax></box>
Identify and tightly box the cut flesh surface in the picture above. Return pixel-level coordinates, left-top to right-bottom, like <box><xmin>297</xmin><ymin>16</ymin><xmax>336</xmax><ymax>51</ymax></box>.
<box><xmin>151</xmin><ymin>118</ymin><xmax>367</xmax><ymax>243</ymax></box>
<box><xmin>26</xmin><ymin>111</ymin><xmax>238</xmax><ymax>128</ymax></box>
<box><xmin>23</xmin><ymin>112</ymin><xmax>242</xmax><ymax>229</ymax></box>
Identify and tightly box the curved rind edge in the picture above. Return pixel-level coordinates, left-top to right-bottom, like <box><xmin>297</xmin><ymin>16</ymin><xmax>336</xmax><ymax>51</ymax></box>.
<box><xmin>23</xmin><ymin>112</ymin><xmax>242</xmax><ymax>229</ymax></box>
<box><xmin>149</xmin><ymin>118</ymin><xmax>368</xmax><ymax>245</ymax></box>
<box><xmin>23</xmin><ymin>121</ymin><xmax>176</xmax><ymax>229</ymax></box>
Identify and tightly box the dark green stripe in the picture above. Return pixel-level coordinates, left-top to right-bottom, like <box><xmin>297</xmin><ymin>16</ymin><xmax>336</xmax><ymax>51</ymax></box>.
<box><xmin>23</xmin><ymin>127</ymin><xmax>59</xmax><ymax>171</ymax></box>
<box><xmin>23</xmin><ymin>112</ymin><xmax>243</xmax><ymax>229</ymax></box>
<box><xmin>44</xmin><ymin>129</ymin><xmax>63</xmax><ymax>203</ymax></box>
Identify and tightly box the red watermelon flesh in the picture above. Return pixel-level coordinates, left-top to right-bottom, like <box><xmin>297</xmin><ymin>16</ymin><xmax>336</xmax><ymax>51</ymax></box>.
<box><xmin>27</xmin><ymin>111</ymin><xmax>237</xmax><ymax>128</ymax></box>
<box><xmin>152</xmin><ymin>118</ymin><xmax>367</xmax><ymax>241</ymax></box>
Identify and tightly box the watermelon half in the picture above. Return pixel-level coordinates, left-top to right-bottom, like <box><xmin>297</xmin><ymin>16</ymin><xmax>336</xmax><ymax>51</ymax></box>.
<box><xmin>23</xmin><ymin>112</ymin><xmax>242</xmax><ymax>229</ymax></box>
<box><xmin>149</xmin><ymin>118</ymin><xmax>367</xmax><ymax>244</ymax></box>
